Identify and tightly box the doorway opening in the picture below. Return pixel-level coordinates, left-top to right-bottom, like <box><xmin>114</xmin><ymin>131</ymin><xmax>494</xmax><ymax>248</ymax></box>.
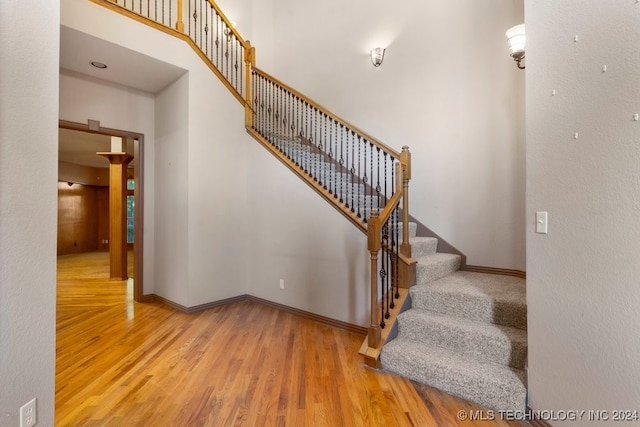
<box><xmin>58</xmin><ymin>119</ymin><xmax>145</xmax><ymax>301</ymax></box>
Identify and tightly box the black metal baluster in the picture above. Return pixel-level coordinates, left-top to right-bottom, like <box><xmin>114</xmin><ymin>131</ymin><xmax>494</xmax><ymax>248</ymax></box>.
<box><xmin>289</xmin><ymin>95</ymin><xmax>294</xmax><ymax>161</ymax></box>
<box><xmin>310</xmin><ymin>111</ymin><xmax>316</xmax><ymax>181</ymax></box>
<box><xmin>368</xmin><ymin>143</ymin><xmax>374</xmax><ymax>221</ymax></box>
<box><xmin>276</xmin><ymin>85</ymin><xmax>282</xmax><ymax>148</ymax></box>
<box><xmin>281</xmin><ymin>88</ymin><xmax>287</xmax><ymax>153</ymax></box>
<box><xmin>252</xmin><ymin>71</ymin><xmax>257</xmax><ymax>131</ymax></box>
<box><xmin>363</xmin><ymin>140</ymin><xmax>369</xmax><ymax>221</ymax></box>
<box><xmin>339</xmin><ymin>124</ymin><xmax>344</xmax><ymax>203</ymax></box>
<box><xmin>356</xmin><ymin>136</ymin><xmax>362</xmax><ymax>218</ymax></box>
<box><xmin>169</xmin><ymin>0</ymin><xmax>171</xmax><ymax>28</ymax></box>
<box><xmin>303</xmin><ymin>101</ymin><xmax>309</xmax><ymax>171</ymax></box>
<box><xmin>344</xmin><ymin>127</ymin><xmax>349</xmax><ymax>208</ymax></box>
<box><xmin>238</xmin><ymin>41</ymin><xmax>243</xmax><ymax>97</ymax></box>
<box><xmin>394</xmin><ymin>206</ymin><xmax>400</xmax><ymax>299</ymax></box>
<box><xmin>214</xmin><ymin>15</ymin><xmax>219</xmax><ymax>67</ymax></box>
<box><xmin>350</xmin><ymin>131</ymin><xmax>356</xmax><ymax>213</ymax></box>
<box><xmin>294</xmin><ymin>97</ymin><xmax>300</xmax><ymax>165</ymax></box>
<box><xmin>204</xmin><ymin>4</ymin><xmax>208</xmax><ymax>59</ymax></box>
<box><xmin>192</xmin><ymin>2</ymin><xmax>198</xmax><ymax>44</ymax></box>
<box><xmin>267</xmin><ymin>80</ymin><xmax>273</xmax><ymax>140</ymax></box>
<box><xmin>156</xmin><ymin>0</ymin><xmax>159</xmax><ymax>22</ymax></box>
<box><xmin>259</xmin><ymin>73</ymin><xmax>263</xmax><ymax>134</ymax></box>
<box><xmin>391</xmin><ymin>156</ymin><xmax>395</xmax><ymax>199</ymax></box>
<box><xmin>376</xmin><ymin>148</ymin><xmax>381</xmax><ymax>211</ymax></box>
<box><xmin>325</xmin><ymin>117</ymin><xmax>330</xmax><ymax>190</ymax></box>
<box><xmin>383</xmin><ymin>152</ymin><xmax>388</xmax><ymax>212</ymax></box>
<box><xmin>225</xmin><ymin>26</ymin><xmax>229</xmax><ymax>83</ymax></box>
<box><xmin>332</xmin><ymin>119</ymin><xmax>338</xmax><ymax>197</ymax></box>
<box><xmin>326</xmin><ymin>114</ymin><xmax>331</xmax><ymax>191</ymax></box>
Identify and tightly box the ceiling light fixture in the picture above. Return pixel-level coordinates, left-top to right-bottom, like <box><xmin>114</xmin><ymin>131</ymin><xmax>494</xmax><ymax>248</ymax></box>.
<box><xmin>91</xmin><ymin>61</ymin><xmax>108</xmax><ymax>69</ymax></box>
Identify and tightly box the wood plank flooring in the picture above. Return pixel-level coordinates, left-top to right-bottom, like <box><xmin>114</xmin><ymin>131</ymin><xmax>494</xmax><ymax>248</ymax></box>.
<box><xmin>56</xmin><ymin>251</ymin><xmax>528</xmax><ymax>426</ymax></box>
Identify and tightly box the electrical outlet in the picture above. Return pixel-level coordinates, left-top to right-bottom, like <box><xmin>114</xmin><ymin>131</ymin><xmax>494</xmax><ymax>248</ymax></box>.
<box><xmin>279</xmin><ymin>279</ymin><xmax>284</xmax><ymax>290</ymax></box>
<box><xmin>20</xmin><ymin>398</ymin><xmax>36</xmax><ymax>427</ymax></box>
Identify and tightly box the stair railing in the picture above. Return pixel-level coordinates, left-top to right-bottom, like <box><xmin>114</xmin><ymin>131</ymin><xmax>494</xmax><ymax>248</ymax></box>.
<box><xmin>99</xmin><ymin>0</ymin><xmax>253</xmax><ymax>106</ymax></box>
<box><xmin>94</xmin><ymin>0</ymin><xmax>414</xmax><ymax>351</ymax></box>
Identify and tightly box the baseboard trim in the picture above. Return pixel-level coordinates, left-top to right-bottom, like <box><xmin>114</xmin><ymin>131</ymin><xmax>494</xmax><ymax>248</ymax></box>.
<box><xmin>464</xmin><ymin>265</ymin><xmax>526</xmax><ymax>279</ymax></box>
<box><xmin>151</xmin><ymin>293</ymin><xmax>367</xmax><ymax>335</ymax></box>
<box><xmin>246</xmin><ymin>295</ymin><xmax>368</xmax><ymax>336</ymax></box>
<box><xmin>152</xmin><ymin>294</ymin><xmax>248</xmax><ymax>314</ymax></box>
<box><xmin>138</xmin><ymin>294</ymin><xmax>156</xmax><ymax>303</ymax></box>
<box><xmin>527</xmin><ymin>407</ymin><xmax>554</xmax><ymax>427</ymax></box>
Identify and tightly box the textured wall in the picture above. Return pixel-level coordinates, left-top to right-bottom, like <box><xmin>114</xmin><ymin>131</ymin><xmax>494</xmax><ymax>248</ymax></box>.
<box><xmin>526</xmin><ymin>2</ymin><xmax>640</xmax><ymax>424</ymax></box>
<box><xmin>250</xmin><ymin>0</ymin><xmax>526</xmax><ymax>270</ymax></box>
<box><xmin>0</xmin><ymin>1</ymin><xmax>59</xmax><ymax>425</ymax></box>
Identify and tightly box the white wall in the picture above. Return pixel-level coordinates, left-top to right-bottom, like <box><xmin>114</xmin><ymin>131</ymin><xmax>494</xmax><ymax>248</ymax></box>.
<box><xmin>251</xmin><ymin>0</ymin><xmax>526</xmax><ymax>270</ymax></box>
<box><xmin>246</xmin><ymin>141</ymin><xmax>371</xmax><ymax>325</ymax></box>
<box><xmin>0</xmin><ymin>1</ymin><xmax>59</xmax><ymax>425</ymax></box>
<box><xmin>59</xmin><ymin>70</ymin><xmax>157</xmax><ymax>294</ymax></box>
<box><xmin>526</xmin><ymin>2</ymin><xmax>640</xmax><ymax>424</ymax></box>
<box><xmin>154</xmin><ymin>74</ymin><xmax>190</xmax><ymax>305</ymax></box>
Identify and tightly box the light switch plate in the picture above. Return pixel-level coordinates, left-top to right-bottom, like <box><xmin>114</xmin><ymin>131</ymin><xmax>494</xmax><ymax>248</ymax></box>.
<box><xmin>536</xmin><ymin>211</ymin><xmax>548</xmax><ymax>234</ymax></box>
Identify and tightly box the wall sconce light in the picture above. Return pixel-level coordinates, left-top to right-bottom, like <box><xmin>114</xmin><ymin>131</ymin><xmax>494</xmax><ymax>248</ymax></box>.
<box><xmin>505</xmin><ymin>24</ymin><xmax>526</xmax><ymax>69</ymax></box>
<box><xmin>370</xmin><ymin>47</ymin><xmax>386</xmax><ymax>67</ymax></box>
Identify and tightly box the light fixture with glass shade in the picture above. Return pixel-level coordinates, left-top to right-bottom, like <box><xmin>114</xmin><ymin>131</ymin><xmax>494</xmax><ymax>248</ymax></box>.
<box><xmin>370</xmin><ymin>47</ymin><xmax>386</xmax><ymax>67</ymax></box>
<box><xmin>505</xmin><ymin>24</ymin><xmax>526</xmax><ymax>69</ymax></box>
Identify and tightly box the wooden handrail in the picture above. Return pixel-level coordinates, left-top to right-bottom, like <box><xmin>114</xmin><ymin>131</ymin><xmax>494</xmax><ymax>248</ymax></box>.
<box><xmin>252</xmin><ymin>67</ymin><xmax>403</xmax><ymax>161</ymax></box>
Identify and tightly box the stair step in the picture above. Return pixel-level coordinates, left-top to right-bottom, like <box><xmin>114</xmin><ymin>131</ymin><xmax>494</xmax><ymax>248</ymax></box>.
<box><xmin>396</xmin><ymin>309</ymin><xmax>527</xmax><ymax>369</ymax></box>
<box><xmin>415</xmin><ymin>253</ymin><xmax>461</xmax><ymax>284</ymax></box>
<box><xmin>410</xmin><ymin>271</ymin><xmax>527</xmax><ymax>330</ymax></box>
<box><xmin>380</xmin><ymin>338</ymin><xmax>526</xmax><ymax>412</ymax></box>
<box><xmin>410</xmin><ymin>237</ymin><xmax>438</xmax><ymax>258</ymax></box>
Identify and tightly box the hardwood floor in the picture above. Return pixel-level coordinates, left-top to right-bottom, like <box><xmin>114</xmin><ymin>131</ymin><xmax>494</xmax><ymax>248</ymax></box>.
<box><xmin>56</xmin><ymin>252</ymin><xmax>528</xmax><ymax>426</ymax></box>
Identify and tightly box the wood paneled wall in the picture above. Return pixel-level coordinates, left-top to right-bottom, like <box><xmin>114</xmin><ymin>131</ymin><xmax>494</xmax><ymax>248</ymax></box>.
<box><xmin>57</xmin><ymin>182</ymin><xmax>109</xmax><ymax>255</ymax></box>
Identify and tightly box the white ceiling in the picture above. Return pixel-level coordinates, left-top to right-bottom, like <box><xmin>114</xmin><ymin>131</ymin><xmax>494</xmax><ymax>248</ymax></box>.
<box><xmin>60</xmin><ymin>25</ymin><xmax>186</xmax><ymax>94</ymax></box>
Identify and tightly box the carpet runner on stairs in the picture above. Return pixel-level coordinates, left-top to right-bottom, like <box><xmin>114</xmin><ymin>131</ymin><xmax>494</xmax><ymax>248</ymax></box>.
<box><xmin>380</xmin><ymin>228</ymin><xmax>527</xmax><ymax>412</ymax></box>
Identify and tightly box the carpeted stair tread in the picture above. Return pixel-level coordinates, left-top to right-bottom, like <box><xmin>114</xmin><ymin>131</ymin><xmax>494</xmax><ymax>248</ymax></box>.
<box><xmin>380</xmin><ymin>337</ymin><xmax>526</xmax><ymax>412</ymax></box>
<box><xmin>410</xmin><ymin>271</ymin><xmax>526</xmax><ymax>330</ymax></box>
<box><xmin>396</xmin><ymin>309</ymin><xmax>527</xmax><ymax>369</ymax></box>
<box><xmin>415</xmin><ymin>253</ymin><xmax>462</xmax><ymax>285</ymax></box>
<box><xmin>410</xmin><ymin>237</ymin><xmax>438</xmax><ymax>258</ymax></box>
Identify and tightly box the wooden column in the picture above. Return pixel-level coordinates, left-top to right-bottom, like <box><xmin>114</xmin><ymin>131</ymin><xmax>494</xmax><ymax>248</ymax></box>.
<box><xmin>97</xmin><ymin>152</ymin><xmax>132</xmax><ymax>280</ymax></box>
<box><xmin>367</xmin><ymin>210</ymin><xmax>382</xmax><ymax>349</ymax></box>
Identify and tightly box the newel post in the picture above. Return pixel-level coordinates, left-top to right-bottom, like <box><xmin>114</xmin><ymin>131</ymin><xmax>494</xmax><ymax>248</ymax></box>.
<box><xmin>175</xmin><ymin>0</ymin><xmax>184</xmax><ymax>32</ymax></box>
<box><xmin>400</xmin><ymin>145</ymin><xmax>412</xmax><ymax>258</ymax></box>
<box><xmin>367</xmin><ymin>210</ymin><xmax>382</xmax><ymax>349</ymax></box>
<box><xmin>244</xmin><ymin>43</ymin><xmax>255</xmax><ymax>128</ymax></box>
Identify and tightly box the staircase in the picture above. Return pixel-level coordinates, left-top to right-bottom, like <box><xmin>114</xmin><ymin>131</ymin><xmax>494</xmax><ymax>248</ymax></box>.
<box><xmin>380</xmin><ymin>227</ymin><xmax>527</xmax><ymax>412</ymax></box>
<box><xmin>93</xmin><ymin>0</ymin><xmax>528</xmax><ymax>414</ymax></box>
